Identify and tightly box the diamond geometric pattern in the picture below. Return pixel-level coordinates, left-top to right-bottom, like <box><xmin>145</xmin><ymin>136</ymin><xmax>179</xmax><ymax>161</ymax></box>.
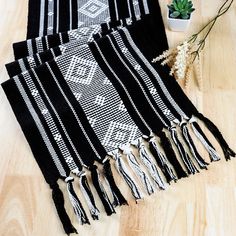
<box><xmin>54</xmin><ymin>133</ymin><xmax>62</xmax><ymax>142</ymax></box>
<box><xmin>31</xmin><ymin>89</ymin><xmax>39</xmax><ymax>97</ymax></box>
<box><xmin>41</xmin><ymin>109</ymin><xmax>49</xmax><ymax>115</ymax></box>
<box><xmin>164</xmin><ymin>108</ymin><xmax>171</xmax><ymax>116</ymax></box>
<box><xmin>150</xmin><ymin>87</ymin><xmax>157</xmax><ymax>95</ymax></box>
<box><xmin>102</xmin><ymin>121</ymin><xmax>138</xmax><ymax>148</ymax></box>
<box><xmin>79</xmin><ymin>0</ymin><xmax>108</xmax><ymax>19</ymax></box>
<box><xmin>58</xmin><ymin>43</ymin><xmax>142</xmax><ymax>153</ymax></box>
<box><xmin>65</xmin><ymin>55</ymin><xmax>97</xmax><ymax>85</ymax></box>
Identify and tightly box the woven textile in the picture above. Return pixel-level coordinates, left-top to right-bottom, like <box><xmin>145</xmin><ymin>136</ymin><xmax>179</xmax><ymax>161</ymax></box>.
<box><xmin>2</xmin><ymin>0</ymin><xmax>235</xmax><ymax>235</ymax></box>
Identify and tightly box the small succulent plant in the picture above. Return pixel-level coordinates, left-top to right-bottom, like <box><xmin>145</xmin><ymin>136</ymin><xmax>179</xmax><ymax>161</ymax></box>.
<box><xmin>168</xmin><ymin>0</ymin><xmax>195</xmax><ymax>19</ymax></box>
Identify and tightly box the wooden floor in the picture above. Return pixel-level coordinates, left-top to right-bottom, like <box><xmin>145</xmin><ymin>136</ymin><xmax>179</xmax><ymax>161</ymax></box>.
<box><xmin>0</xmin><ymin>0</ymin><xmax>236</xmax><ymax>235</ymax></box>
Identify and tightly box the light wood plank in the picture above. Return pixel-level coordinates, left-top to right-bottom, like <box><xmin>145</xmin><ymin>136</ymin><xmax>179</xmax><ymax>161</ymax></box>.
<box><xmin>0</xmin><ymin>0</ymin><xmax>236</xmax><ymax>235</ymax></box>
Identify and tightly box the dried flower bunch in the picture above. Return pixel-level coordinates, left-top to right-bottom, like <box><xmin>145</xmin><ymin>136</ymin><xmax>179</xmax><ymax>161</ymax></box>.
<box><xmin>153</xmin><ymin>0</ymin><xmax>234</xmax><ymax>89</ymax></box>
<box><xmin>168</xmin><ymin>0</ymin><xmax>195</xmax><ymax>19</ymax></box>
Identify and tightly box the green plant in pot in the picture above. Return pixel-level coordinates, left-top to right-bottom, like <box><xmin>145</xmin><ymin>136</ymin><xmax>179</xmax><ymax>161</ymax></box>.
<box><xmin>167</xmin><ymin>0</ymin><xmax>195</xmax><ymax>32</ymax></box>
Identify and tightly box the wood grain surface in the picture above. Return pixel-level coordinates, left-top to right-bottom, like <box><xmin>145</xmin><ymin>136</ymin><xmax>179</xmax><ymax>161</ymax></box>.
<box><xmin>0</xmin><ymin>1</ymin><xmax>236</xmax><ymax>236</ymax></box>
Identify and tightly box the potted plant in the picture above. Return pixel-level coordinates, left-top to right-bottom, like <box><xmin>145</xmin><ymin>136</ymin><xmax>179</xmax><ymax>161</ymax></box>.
<box><xmin>167</xmin><ymin>0</ymin><xmax>195</xmax><ymax>32</ymax></box>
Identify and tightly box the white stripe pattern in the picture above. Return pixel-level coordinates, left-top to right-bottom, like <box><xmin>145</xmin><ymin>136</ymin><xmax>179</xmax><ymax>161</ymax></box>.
<box><xmin>46</xmin><ymin>63</ymin><xmax>102</xmax><ymax>160</ymax></box>
<box><xmin>14</xmin><ymin>76</ymin><xmax>67</xmax><ymax>177</ymax></box>
<box><xmin>113</xmin><ymin>31</ymin><xmax>176</xmax><ymax>122</ymax></box>
<box><xmin>39</xmin><ymin>0</ymin><xmax>46</xmax><ymax>36</ymax></box>
<box><xmin>94</xmin><ymin>40</ymin><xmax>152</xmax><ymax>134</ymax></box>
<box><xmin>22</xmin><ymin>70</ymin><xmax>82</xmax><ymax>170</ymax></box>
<box><xmin>47</xmin><ymin>0</ymin><xmax>54</xmax><ymax>35</ymax></box>
<box><xmin>107</xmin><ymin>35</ymin><xmax>169</xmax><ymax>127</ymax></box>
<box><xmin>122</xmin><ymin>28</ymin><xmax>189</xmax><ymax>120</ymax></box>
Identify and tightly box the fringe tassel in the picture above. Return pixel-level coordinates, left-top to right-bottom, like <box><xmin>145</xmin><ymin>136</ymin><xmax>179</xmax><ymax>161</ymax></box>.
<box><xmin>133</xmin><ymin>139</ymin><xmax>165</xmax><ymax>190</ymax></box>
<box><xmin>90</xmin><ymin>165</ymin><xmax>116</xmax><ymax>216</ymax></box>
<box><xmin>78</xmin><ymin>172</ymin><xmax>100</xmax><ymax>220</ymax></box>
<box><xmin>169</xmin><ymin>127</ymin><xmax>199</xmax><ymax>175</ymax></box>
<box><xmin>195</xmin><ymin>113</ymin><xmax>236</xmax><ymax>161</ymax></box>
<box><xmin>122</xmin><ymin>146</ymin><xmax>154</xmax><ymax>195</ymax></box>
<box><xmin>159</xmin><ymin>131</ymin><xmax>188</xmax><ymax>179</ymax></box>
<box><xmin>180</xmin><ymin>122</ymin><xmax>209</xmax><ymax>169</ymax></box>
<box><xmin>113</xmin><ymin>151</ymin><xmax>143</xmax><ymax>201</ymax></box>
<box><xmin>190</xmin><ymin>119</ymin><xmax>221</xmax><ymax>162</ymax></box>
<box><xmin>65</xmin><ymin>177</ymin><xmax>90</xmax><ymax>225</ymax></box>
<box><xmin>50</xmin><ymin>182</ymin><xmax>78</xmax><ymax>235</ymax></box>
<box><xmin>149</xmin><ymin>137</ymin><xmax>177</xmax><ymax>183</ymax></box>
<box><xmin>103</xmin><ymin>159</ymin><xmax>128</xmax><ymax>207</ymax></box>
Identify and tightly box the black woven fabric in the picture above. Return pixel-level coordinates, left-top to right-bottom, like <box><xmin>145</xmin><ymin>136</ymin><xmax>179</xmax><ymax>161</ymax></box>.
<box><xmin>2</xmin><ymin>0</ymin><xmax>235</xmax><ymax>234</ymax></box>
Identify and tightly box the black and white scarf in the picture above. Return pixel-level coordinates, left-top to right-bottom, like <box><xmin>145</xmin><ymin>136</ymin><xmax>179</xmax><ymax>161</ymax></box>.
<box><xmin>2</xmin><ymin>0</ymin><xmax>235</xmax><ymax>235</ymax></box>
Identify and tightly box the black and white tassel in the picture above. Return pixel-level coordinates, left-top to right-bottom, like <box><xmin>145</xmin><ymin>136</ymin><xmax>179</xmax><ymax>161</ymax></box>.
<box><xmin>195</xmin><ymin>113</ymin><xmax>236</xmax><ymax>161</ymax></box>
<box><xmin>149</xmin><ymin>137</ymin><xmax>177</xmax><ymax>183</ymax></box>
<box><xmin>112</xmin><ymin>150</ymin><xmax>143</xmax><ymax>201</ymax></box>
<box><xmin>159</xmin><ymin>131</ymin><xmax>188</xmax><ymax>179</ymax></box>
<box><xmin>169</xmin><ymin>127</ymin><xmax>199</xmax><ymax>175</ymax></box>
<box><xmin>90</xmin><ymin>165</ymin><xmax>116</xmax><ymax>216</ymax></box>
<box><xmin>50</xmin><ymin>182</ymin><xmax>78</xmax><ymax>235</ymax></box>
<box><xmin>180</xmin><ymin>121</ymin><xmax>209</xmax><ymax>169</ymax></box>
<box><xmin>72</xmin><ymin>169</ymin><xmax>100</xmax><ymax>220</ymax></box>
<box><xmin>103</xmin><ymin>159</ymin><xmax>128</xmax><ymax>207</ymax></box>
<box><xmin>65</xmin><ymin>176</ymin><xmax>90</xmax><ymax>225</ymax></box>
<box><xmin>133</xmin><ymin>138</ymin><xmax>166</xmax><ymax>190</ymax></box>
<box><xmin>189</xmin><ymin>117</ymin><xmax>221</xmax><ymax>162</ymax></box>
<box><xmin>122</xmin><ymin>145</ymin><xmax>154</xmax><ymax>195</ymax></box>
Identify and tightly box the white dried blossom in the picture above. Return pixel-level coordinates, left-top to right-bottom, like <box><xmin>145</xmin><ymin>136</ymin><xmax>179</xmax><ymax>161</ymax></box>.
<box><xmin>174</xmin><ymin>41</ymin><xmax>190</xmax><ymax>80</ymax></box>
<box><xmin>152</xmin><ymin>49</ymin><xmax>174</xmax><ymax>63</ymax></box>
<box><xmin>152</xmin><ymin>40</ymin><xmax>194</xmax><ymax>86</ymax></box>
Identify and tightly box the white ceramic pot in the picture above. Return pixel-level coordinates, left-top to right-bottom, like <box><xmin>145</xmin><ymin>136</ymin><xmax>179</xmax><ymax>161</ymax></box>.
<box><xmin>167</xmin><ymin>10</ymin><xmax>191</xmax><ymax>32</ymax></box>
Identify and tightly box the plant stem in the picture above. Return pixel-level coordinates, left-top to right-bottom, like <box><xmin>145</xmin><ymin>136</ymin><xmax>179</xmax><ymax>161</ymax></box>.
<box><xmin>190</xmin><ymin>0</ymin><xmax>234</xmax><ymax>62</ymax></box>
<box><xmin>194</xmin><ymin>0</ymin><xmax>231</xmax><ymax>36</ymax></box>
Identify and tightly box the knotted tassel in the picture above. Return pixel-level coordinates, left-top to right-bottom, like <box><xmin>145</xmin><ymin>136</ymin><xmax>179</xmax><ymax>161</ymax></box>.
<box><xmin>122</xmin><ymin>145</ymin><xmax>154</xmax><ymax>195</ymax></box>
<box><xmin>90</xmin><ymin>165</ymin><xmax>116</xmax><ymax>216</ymax></box>
<box><xmin>149</xmin><ymin>137</ymin><xmax>177</xmax><ymax>183</ymax></box>
<box><xmin>103</xmin><ymin>159</ymin><xmax>128</xmax><ymax>207</ymax></box>
<box><xmin>190</xmin><ymin>118</ymin><xmax>221</xmax><ymax>162</ymax></box>
<box><xmin>112</xmin><ymin>150</ymin><xmax>143</xmax><ymax>201</ymax></box>
<box><xmin>133</xmin><ymin>138</ymin><xmax>166</xmax><ymax>190</ymax></box>
<box><xmin>65</xmin><ymin>176</ymin><xmax>90</xmax><ymax>225</ymax></box>
<box><xmin>50</xmin><ymin>182</ymin><xmax>78</xmax><ymax>235</ymax></box>
<box><xmin>169</xmin><ymin>127</ymin><xmax>199</xmax><ymax>175</ymax></box>
<box><xmin>72</xmin><ymin>170</ymin><xmax>100</xmax><ymax>220</ymax></box>
<box><xmin>180</xmin><ymin>121</ymin><xmax>209</xmax><ymax>169</ymax></box>
<box><xmin>195</xmin><ymin>113</ymin><xmax>236</xmax><ymax>161</ymax></box>
<box><xmin>159</xmin><ymin>131</ymin><xmax>188</xmax><ymax>179</ymax></box>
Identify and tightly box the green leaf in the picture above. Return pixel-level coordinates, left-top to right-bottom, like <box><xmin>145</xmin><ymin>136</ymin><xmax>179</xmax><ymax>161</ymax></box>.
<box><xmin>170</xmin><ymin>11</ymin><xmax>181</xmax><ymax>18</ymax></box>
<box><xmin>177</xmin><ymin>1</ymin><xmax>183</xmax><ymax>10</ymax></box>
<box><xmin>183</xmin><ymin>0</ymin><xmax>188</xmax><ymax>6</ymax></box>
<box><xmin>188</xmin><ymin>2</ymin><xmax>193</xmax><ymax>8</ymax></box>
<box><xmin>171</xmin><ymin>0</ymin><xmax>194</xmax><ymax>12</ymax></box>
<box><xmin>181</xmin><ymin>13</ymin><xmax>190</xmax><ymax>19</ymax></box>
<box><xmin>184</xmin><ymin>1</ymin><xmax>189</xmax><ymax>9</ymax></box>
<box><xmin>183</xmin><ymin>5</ymin><xmax>188</xmax><ymax>12</ymax></box>
<box><xmin>173</xmin><ymin>1</ymin><xmax>179</xmax><ymax>10</ymax></box>
<box><xmin>168</xmin><ymin>5</ymin><xmax>175</xmax><ymax>12</ymax></box>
